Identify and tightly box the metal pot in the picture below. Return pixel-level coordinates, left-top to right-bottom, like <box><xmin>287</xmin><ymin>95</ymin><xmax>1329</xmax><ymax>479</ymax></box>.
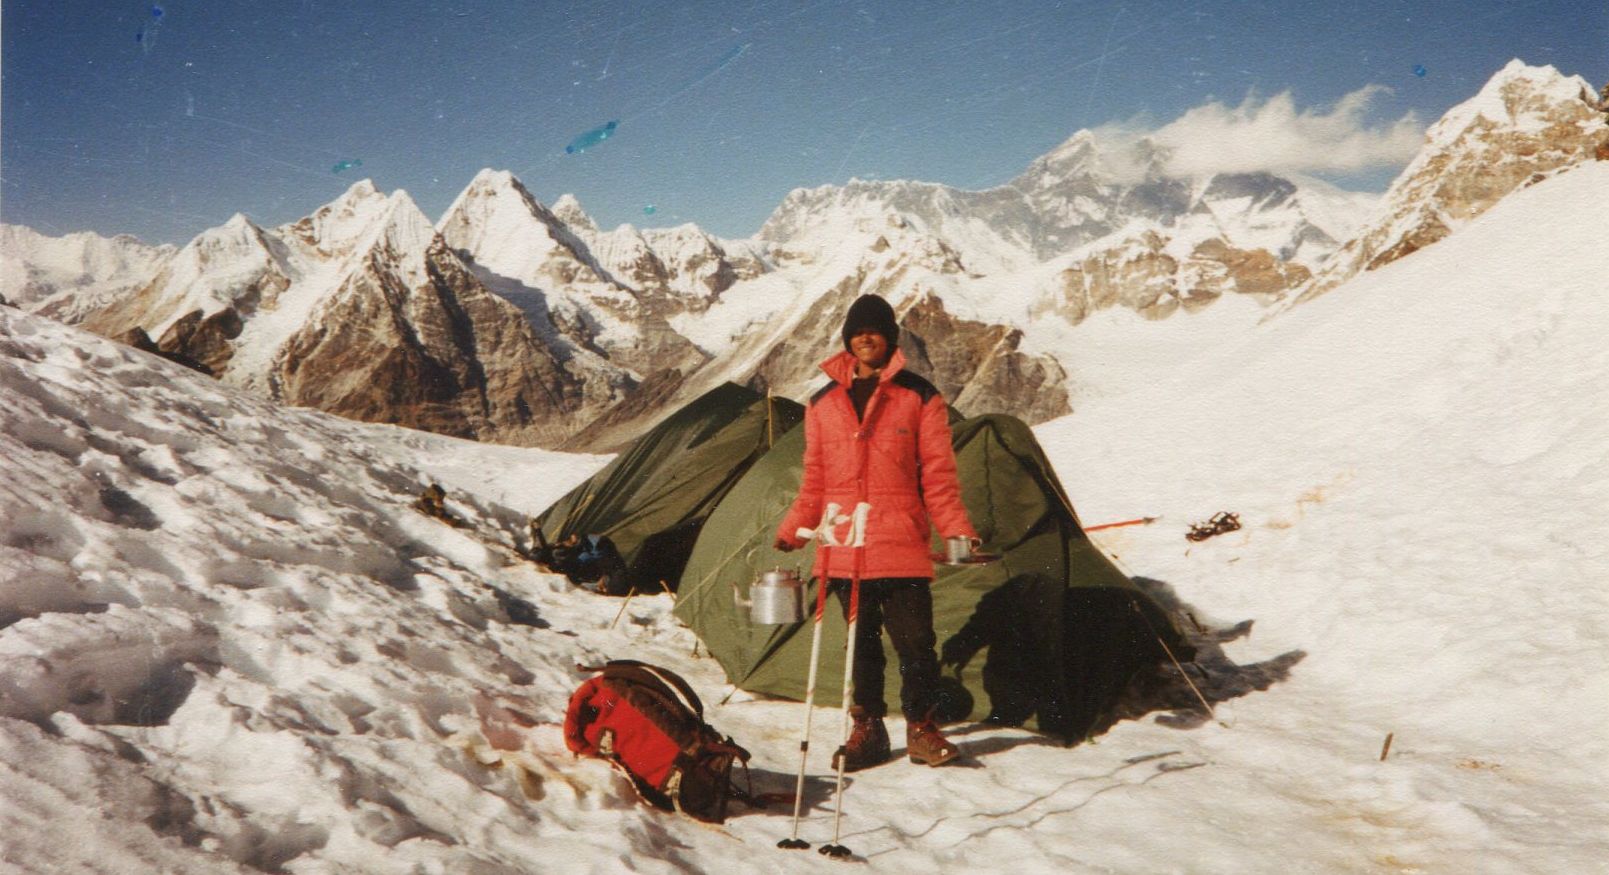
<box><xmin>733</xmin><ymin>567</ymin><xmax>806</xmax><ymax>625</ymax></box>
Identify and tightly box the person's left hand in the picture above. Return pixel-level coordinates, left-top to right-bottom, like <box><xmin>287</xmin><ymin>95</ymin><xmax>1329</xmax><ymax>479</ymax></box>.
<box><xmin>940</xmin><ymin>637</ymin><xmax>975</xmax><ymax>672</ymax></box>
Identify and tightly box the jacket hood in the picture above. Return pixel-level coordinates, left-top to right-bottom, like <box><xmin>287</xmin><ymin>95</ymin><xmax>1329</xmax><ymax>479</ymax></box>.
<box><xmin>818</xmin><ymin>347</ymin><xmax>909</xmax><ymax>387</ymax></box>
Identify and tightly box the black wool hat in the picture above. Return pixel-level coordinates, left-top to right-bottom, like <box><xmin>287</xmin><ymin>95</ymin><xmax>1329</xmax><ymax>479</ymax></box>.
<box><xmin>841</xmin><ymin>294</ymin><xmax>899</xmax><ymax>352</ymax></box>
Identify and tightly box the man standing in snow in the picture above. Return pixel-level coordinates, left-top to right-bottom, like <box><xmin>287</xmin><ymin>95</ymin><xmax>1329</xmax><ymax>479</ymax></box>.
<box><xmin>773</xmin><ymin>294</ymin><xmax>979</xmax><ymax>770</ymax></box>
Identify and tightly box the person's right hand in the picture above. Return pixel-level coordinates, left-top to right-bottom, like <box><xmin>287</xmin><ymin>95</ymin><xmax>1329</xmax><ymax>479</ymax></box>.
<box><xmin>773</xmin><ymin>536</ymin><xmax>797</xmax><ymax>552</ymax></box>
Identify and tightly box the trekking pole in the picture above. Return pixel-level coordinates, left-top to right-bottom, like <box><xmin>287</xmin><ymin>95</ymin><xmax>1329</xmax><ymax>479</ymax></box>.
<box><xmin>820</xmin><ymin>501</ymin><xmax>870</xmax><ymax>861</ymax></box>
<box><xmin>779</xmin><ymin>504</ymin><xmax>846</xmax><ymax>851</ymax></box>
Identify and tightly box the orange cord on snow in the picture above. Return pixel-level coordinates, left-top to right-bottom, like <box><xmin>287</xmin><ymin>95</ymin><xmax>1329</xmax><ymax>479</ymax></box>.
<box><xmin>1085</xmin><ymin>516</ymin><xmax>1159</xmax><ymax>532</ymax></box>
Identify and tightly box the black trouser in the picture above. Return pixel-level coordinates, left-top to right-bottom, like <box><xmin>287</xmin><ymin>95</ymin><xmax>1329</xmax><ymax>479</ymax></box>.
<box><xmin>829</xmin><ymin>577</ymin><xmax>937</xmax><ymax>721</ymax></box>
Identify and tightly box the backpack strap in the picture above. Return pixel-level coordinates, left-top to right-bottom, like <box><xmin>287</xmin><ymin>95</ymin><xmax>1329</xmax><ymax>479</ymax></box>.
<box><xmin>595</xmin><ymin>660</ymin><xmax>706</xmax><ymax>718</ymax></box>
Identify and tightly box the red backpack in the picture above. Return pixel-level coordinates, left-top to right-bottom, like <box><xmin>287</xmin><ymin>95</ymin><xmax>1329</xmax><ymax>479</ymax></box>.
<box><xmin>563</xmin><ymin>660</ymin><xmax>759</xmax><ymax>823</ymax></box>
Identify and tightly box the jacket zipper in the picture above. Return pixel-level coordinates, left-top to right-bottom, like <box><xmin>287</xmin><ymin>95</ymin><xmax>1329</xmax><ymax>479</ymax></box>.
<box><xmin>853</xmin><ymin>381</ymin><xmax>883</xmax><ymax>506</ymax></box>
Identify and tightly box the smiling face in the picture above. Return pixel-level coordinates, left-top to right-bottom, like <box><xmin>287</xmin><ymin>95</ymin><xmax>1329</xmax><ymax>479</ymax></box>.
<box><xmin>849</xmin><ymin>328</ymin><xmax>890</xmax><ymax>375</ymax></box>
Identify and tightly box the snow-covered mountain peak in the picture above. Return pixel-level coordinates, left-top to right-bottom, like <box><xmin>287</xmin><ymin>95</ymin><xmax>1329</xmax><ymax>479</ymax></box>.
<box><xmin>441</xmin><ymin>170</ymin><xmax>569</xmax><ymax>240</ymax></box>
<box><xmin>340</xmin><ymin>178</ymin><xmax>381</xmax><ymax>200</ymax></box>
<box><xmin>1029</xmin><ymin>129</ymin><xmax>1101</xmax><ymax>176</ymax></box>
<box><xmin>436</xmin><ymin>170</ymin><xmax>605</xmax><ymax>291</ymax></box>
<box><xmin>1013</xmin><ymin>127</ymin><xmax>1159</xmax><ymax>193</ymax></box>
<box><xmin>108</xmin><ymin>212</ymin><xmax>284</xmax><ymax>342</ymax></box>
<box><xmin>757</xmin><ymin>179</ymin><xmax>943</xmax><ymax>247</ymax></box>
<box><xmin>1189</xmin><ymin>172</ymin><xmax>1292</xmax><ymax>212</ymax></box>
<box><xmin>1288</xmin><ymin>59</ymin><xmax>1606</xmax><ymax>307</ymax></box>
<box><xmin>1486</xmin><ymin>58</ymin><xmax>1592</xmax><ymax>101</ymax></box>
<box><xmin>1428</xmin><ymin>60</ymin><xmax>1597</xmax><ymax>148</ymax></box>
<box><xmin>187</xmin><ymin>212</ymin><xmax>271</xmax><ymax>268</ymax></box>
<box><xmin>0</xmin><ymin>224</ymin><xmax>178</xmax><ymax>322</ymax></box>
<box><xmin>550</xmin><ymin>193</ymin><xmax>598</xmax><ymax>232</ymax></box>
<box><xmin>365</xmin><ymin>189</ymin><xmax>440</xmax><ymax>268</ymax></box>
<box><xmin>445</xmin><ymin>169</ymin><xmax>550</xmax><ymax>220</ymax></box>
<box><xmin>323</xmin><ymin>179</ymin><xmax>385</xmax><ymax>217</ymax></box>
<box><xmin>292</xmin><ymin>179</ymin><xmax>395</xmax><ymax>256</ymax></box>
<box><xmin>468</xmin><ymin>168</ymin><xmax>516</xmax><ymax>187</ymax></box>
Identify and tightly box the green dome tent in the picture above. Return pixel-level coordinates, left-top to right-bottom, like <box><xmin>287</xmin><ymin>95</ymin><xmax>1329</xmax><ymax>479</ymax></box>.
<box><xmin>535</xmin><ymin>383</ymin><xmax>804</xmax><ymax>593</ymax></box>
<box><xmin>673</xmin><ymin>412</ymin><xmax>1192</xmax><ymax>742</ymax></box>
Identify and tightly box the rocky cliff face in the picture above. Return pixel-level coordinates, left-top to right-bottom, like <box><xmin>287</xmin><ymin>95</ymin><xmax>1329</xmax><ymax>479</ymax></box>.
<box><xmin>437</xmin><ymin>171</ymin><xmax>710</xmax><ymax>383</ymax></box>
<box><xmin>270</xmin><ymin>233</ymin><xmax>578</xmax><ymax>446</ymax></box>
<box><xmin>80</xmin><ymin>182</ymin><xmax>585</xmax><ymax>446</ymax></box>
<box><xmin>1292</xmin><ymin>61</ymin><xmax>1609</xmax><ymax>306</ymax></box>
<box><xmin>80</xmin><ymin>212</ymin><xmax>290</xmax><ymax>372</ymax></box>
<box><xmin>1036</xmin><ymin>230</ymin><xmax>1315</xmax><ymax>324</ymax></box>
<box><xmin>582</xmin><ymin>216</ymin><xmax>769</xmax><ymax>311</ymax></box>
<box><xmin>734</xmin><ymin>234</ymin><xmax>1069</xmax><ymax>422</ymax></box>
<box><xmin>898</xmin><ymin>293</ymin><xmax>1071</xmax><ymax>422</ymax></box>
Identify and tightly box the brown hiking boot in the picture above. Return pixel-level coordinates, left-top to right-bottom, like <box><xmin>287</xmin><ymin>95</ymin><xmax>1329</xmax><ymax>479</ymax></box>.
<box><xmin>832</xmin><ymin>707</ymin><xmax>891</xmax><ymax>772</ymax></box>
<box><xmin>906</xmin><ymin>719</ymin><xmax>960</xmax><ymax>766</ymax></box>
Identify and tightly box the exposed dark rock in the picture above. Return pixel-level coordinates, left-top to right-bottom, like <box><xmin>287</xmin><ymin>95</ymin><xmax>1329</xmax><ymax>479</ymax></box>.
<box><xmin>114</xmin><ymin>326</ymin><xmax>211</xmax><ymax>375</ymax></box>
<box><xmin>271</xmin><ymin>239</ymin><xmax>582</xmax><ymax>447</ymax></box>
<box><xmin>156</xmin><ymin>307</ymin><xmax>243</xmax><ymax>376</ymax></box>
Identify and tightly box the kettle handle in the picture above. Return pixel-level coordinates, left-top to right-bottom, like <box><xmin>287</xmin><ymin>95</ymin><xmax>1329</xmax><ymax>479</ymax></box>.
<box><xmin>743</xmin><ymin>544</ymin><xmax>812</xmax><ymax>580</ymax></box>
<box><xmin>734</xmin><ymin>546</ymin><xmax>764</xmax><ymax>606</ymax></box>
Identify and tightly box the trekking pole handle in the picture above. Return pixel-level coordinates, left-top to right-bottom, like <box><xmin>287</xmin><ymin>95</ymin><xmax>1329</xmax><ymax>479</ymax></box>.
<box><xmin>797</xmin><ymin>503</ymin><xmax>851</xmax><ymax>546</ymax></box>
<box><xmin>848</xmin><ymin>502</ymin><xmax>871</xmax><ymax>549</ymax></box>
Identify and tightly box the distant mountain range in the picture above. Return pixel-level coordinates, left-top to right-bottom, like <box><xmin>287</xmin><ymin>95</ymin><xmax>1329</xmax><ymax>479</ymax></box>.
<box><xmin>4</xmin><ymin>61</ymin><xmax>1604</xmax><ymax>451</ymax></box>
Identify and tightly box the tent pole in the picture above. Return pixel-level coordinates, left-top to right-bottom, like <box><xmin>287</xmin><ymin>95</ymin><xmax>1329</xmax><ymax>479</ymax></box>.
<box><xmin>608</xmin><ymin>587</ymin><xmax>638</xmax><ymax>630</ymax></box>
<box><xmin>1090</xmin><ymin>531</ymin><xmax>1222</xmax><ymax>728</ymax></box>
<box><xmin>1128</xmin><ymin>599</ymin><xmax>1223</xmax><ymax>727</ymax></box>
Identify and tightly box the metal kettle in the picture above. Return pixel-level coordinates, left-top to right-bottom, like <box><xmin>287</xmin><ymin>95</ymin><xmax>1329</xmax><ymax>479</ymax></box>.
<box><xmin>733</xmin><ymin>567</ymin><xmax>806</xmax><ymax>625</ymax></box>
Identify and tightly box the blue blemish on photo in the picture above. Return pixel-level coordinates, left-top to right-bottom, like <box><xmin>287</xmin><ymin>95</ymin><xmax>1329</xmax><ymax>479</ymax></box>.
<box><xmin>566</xmin><ymin>120</ymin><xmax>618</xmax><ymax>155</ymax></box>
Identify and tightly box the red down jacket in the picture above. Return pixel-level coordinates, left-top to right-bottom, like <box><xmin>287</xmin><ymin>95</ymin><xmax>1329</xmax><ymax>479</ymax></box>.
<box><xmin>776</xmin><ymin>348</ymin><xmax>977</xmax><ymax>580</ymax></box>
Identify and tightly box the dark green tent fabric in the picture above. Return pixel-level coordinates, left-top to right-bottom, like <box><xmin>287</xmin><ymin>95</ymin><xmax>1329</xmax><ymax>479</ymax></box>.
<box><xmin>672</xmin><ymin>412</ymin><xmax>1191</xmax><ymax>742</ymax></box>
<box><xmin>535</xmin><ymin>383</ymin><xmax>803</xmax><ymax>592</ymax></box>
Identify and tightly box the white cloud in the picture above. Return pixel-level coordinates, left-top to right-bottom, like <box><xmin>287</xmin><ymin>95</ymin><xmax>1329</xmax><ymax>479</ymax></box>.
<box><xmin>1095</xmin><ymin>85</ymin><xmax>1424</xmax><ymax>179</ymax></box>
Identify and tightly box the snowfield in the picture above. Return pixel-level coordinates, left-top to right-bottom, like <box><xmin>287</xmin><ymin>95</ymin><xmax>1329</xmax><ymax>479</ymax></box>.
<box><xmin>3</xmin><ymin>164</ymin><xmax>1607</xmax><ymax>873</ymax></box>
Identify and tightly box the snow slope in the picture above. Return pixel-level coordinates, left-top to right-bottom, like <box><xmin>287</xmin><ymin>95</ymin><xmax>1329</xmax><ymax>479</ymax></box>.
<box><xmin>1038</xmin><ymin>162</ymin><xmax>1609</xmax><ymax>870</ymax></box>
<box><xmin>2</xmin><ymin>164</ymin><xmax>1607</xmax><ymax>872</ymax></box>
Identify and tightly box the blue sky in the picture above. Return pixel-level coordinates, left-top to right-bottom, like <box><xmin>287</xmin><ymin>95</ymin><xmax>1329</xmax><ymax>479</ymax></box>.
<box><xmin>2</xmin><ymin>1</ymin><xmax>1602</xmax><ymax>245</ymax></box>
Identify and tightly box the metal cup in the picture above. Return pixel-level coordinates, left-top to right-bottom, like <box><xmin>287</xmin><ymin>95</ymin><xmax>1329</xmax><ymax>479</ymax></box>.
<box><xmin>945</xmin><ymin>536</ymin><xmax>973</xmax><ymax>564</ymax></box>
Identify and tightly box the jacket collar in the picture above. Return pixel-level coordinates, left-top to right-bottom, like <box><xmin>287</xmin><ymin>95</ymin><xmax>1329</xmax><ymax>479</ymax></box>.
<box><xmin>819</xmin><ymin>347</ymin><xmax>907</xmax><ymax>387</ymax></box>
